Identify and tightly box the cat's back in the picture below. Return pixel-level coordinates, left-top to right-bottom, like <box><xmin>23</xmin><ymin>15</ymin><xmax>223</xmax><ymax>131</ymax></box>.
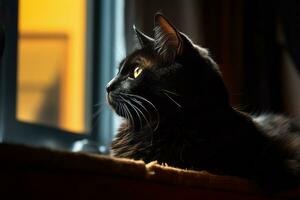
<box><xmin>252</xmin><ymin>114</ymin><xmax>300</xmax><ymax>138</ymax></box>
<box><xmin>253</xmin><ymin>114</ymin><xmax>300</xmax><ymax>172</ymax></box>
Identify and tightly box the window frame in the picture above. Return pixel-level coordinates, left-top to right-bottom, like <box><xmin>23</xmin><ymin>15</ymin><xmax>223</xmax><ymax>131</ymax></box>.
<box><xmin>0</xmin><ymin>0</ymin><xmax>120</xmax><ymax>151</ymax></box>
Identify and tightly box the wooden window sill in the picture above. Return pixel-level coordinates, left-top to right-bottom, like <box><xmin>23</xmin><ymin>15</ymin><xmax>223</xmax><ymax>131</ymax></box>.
<box><xmin>0</xmin><ymin>143</ymin><xmax>299</xmax><ymax>199</ymax></box>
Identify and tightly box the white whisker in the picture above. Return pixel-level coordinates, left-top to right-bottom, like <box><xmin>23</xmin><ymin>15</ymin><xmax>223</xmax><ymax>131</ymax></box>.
<box><xmin>161</xmin><ymin>89</ymin><xmax>180</xmax><ymax>96</ymax></box>
<box><xmin>163</xmin><ymin>92</ymin><xmax>182</xmax><ymax>108</ymax></box>
<box><xmin>120</xmin><ymin>92</ymin><xmax>160</xmax><ymax>131</ymax></box>
<box><xmin>120</xmin><ymin>95</ymin><xmax>143</xmax><ymax>130</ymax></box>
<box><xmin>130</xmin><ymin>98</ymin><xmax>152</xmax><ymax>130</ymax></box>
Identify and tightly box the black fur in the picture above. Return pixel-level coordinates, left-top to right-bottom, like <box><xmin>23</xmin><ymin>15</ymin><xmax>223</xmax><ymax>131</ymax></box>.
<box><xmin>107</xmin><ymin>13</ymin><xmax>300</xmax><ymax>190</ymax></box>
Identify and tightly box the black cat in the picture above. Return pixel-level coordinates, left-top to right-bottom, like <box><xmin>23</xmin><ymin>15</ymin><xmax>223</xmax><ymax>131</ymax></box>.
<box><xmin>107</xmin><ymin>13</ymin><xmax>300</xmax><ymax>190</ymax></box>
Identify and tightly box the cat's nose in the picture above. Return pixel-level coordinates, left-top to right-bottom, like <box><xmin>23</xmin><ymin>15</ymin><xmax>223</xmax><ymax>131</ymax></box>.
<box><xmin>106</xmin><ymin>78</ymin><xmax>116</xmax><ymax>93</ymax></box>
<box><xmin>106</xmin><ymin>83</ymin><xmax>112</xmax><ymax>93</ymax></box>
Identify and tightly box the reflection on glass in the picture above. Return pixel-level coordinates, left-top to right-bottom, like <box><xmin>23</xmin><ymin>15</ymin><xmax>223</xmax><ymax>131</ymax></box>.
<box><xmin>17</xmin><ymin>0</ymin><xmax>89</xmax><ymax>134</ymax></box>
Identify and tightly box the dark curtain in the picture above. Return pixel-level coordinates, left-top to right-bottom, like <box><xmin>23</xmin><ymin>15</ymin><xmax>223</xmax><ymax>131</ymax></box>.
<box><xmin>244</xmin><ymin>0</ymin><xmax>300</xmax><ymax>112</ymax></box>
<box><xmin>124</xmin><ymin>0</ymin><xmax>204</xmax><ymax>52</ymax></box>
<box><xmin>280</xmin><ymin>0</ymin><xmax>300</xmax><ymax>73</ymax></box>
<box><xmin>243</xmin><ymin>0</ymin><xmax>283</xmax><ymax>112</ymax></box>
<box><xmin>124</xmin><ymin>0</ymin><xmax>300</xmax><ymax>113</ymax></box>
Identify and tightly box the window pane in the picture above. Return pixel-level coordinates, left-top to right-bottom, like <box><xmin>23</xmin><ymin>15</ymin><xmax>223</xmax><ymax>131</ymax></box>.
<box><xmin>17</xmin><ymin>0</ymin><xmax>90</xmax><ymax>134</ymax></box>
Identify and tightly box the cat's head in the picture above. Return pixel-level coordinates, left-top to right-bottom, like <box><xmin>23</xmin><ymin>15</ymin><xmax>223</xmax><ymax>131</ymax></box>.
<box><xmin>106</xmin><ymin>13</ymin><xmax>229</xmax><ymax>130</ymax></box>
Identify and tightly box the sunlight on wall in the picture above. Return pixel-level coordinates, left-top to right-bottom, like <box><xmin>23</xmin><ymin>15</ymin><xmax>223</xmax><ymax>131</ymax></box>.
<box><xmin>17</xmin><ymin>0</ymin><xmax>87</xmax><ymax>133</ymax></box>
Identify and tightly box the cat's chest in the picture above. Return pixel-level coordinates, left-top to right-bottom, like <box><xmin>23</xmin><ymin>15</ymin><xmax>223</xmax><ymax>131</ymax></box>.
<box><xmin>128</xmin><ymin>127</ymin><xmax>206</xmax><ymax>162</ymax></box>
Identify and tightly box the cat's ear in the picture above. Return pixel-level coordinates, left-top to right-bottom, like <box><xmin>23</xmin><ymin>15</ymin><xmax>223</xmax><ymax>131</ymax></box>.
<box><xmin>154</xmin><ymin>13</ymin><xmax>183</xmax><ymax>62</ymax></box>
<box><xmin>133</xmin><ymin>25</ymin><xmax>154</xmax><ymax>47</ymax></box>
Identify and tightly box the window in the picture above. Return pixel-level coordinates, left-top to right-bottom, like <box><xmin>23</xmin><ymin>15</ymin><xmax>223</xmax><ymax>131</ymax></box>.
<box><xmin>0</xmin><ymin>0</ymin><xmax>125</xmax><ymax>152</ymax></box>
<box><xmin>18</xmin><ymin>0</ymin><xmax>89</xmax><ymax>134</ymax></box>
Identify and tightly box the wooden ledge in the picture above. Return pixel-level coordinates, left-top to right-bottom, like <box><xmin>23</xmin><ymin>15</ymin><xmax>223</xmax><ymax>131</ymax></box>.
<box><xmin>0</xmin><ymin>143</ymin><xmax>299</xmax><ymax>199</ymax></box>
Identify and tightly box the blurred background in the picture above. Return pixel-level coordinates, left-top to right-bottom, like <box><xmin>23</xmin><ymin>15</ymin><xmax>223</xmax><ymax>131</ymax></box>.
<box><xmin>3</xmin><ymin>0</ymin><xmax>299</xmax><ymax>150</ymax></box>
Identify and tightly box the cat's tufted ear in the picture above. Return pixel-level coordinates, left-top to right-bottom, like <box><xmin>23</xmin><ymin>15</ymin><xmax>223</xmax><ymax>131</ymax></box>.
<box><xmin>133</xmin><ymin>25</ymin><xmax>154</xmax><ymax>47</ymax></box>
<box><xmin>154</xmin><ymin>13</ymin><xmax>182</xmax><ymax>63</ymax></box>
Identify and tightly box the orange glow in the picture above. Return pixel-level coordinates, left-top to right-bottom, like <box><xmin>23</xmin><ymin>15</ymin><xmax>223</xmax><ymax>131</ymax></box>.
<box><xmin>18</xmin><ymin>0</ymin><xmax>87</xmax><ymax>133</ymax></box>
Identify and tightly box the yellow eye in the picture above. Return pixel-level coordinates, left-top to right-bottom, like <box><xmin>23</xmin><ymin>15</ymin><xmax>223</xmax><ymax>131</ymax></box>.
<box><xmin>133</xmin><ymin>67</ymin><xmax>143</xmax><ymax>78</ymax></box>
